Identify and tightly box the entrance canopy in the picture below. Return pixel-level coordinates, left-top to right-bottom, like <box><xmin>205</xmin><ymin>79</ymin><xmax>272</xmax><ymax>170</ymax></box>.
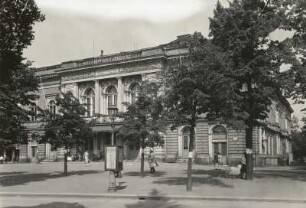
<box><xmin>92</xmin><ymin>124</ymin><xmax>122</xmax><ymax>133</ymax></box>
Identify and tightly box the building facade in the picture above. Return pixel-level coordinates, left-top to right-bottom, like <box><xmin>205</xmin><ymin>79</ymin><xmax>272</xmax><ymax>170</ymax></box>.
<box><xmin>19</xmin><ymin>35</ymin><xmax>293</xmax><ymax>166</ymax></box>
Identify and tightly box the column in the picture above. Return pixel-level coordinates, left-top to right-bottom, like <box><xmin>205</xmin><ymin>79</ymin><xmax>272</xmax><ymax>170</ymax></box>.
<box><xmin>74</xmin><ymin>83</ymin><xmax>79</xmax><ymax>99</ymax></box>
<box><xmin>141</xmin><ymin>74</ymin><xmax>146</xmax><ymax>81</ymax></box>
<box><xmin>60</xmin><ymin>84</ymin><xmax>66</xmax><ymax>94</ymax></box>
<box><xmin>100</xmin><ymin>80</ymin><xmax>105</xmax><ymax>115</ymax></box>
<box><xmin>258</xmin><ymin>127</ymin><xmax>262</xmax><ymax>154</ymax></box>
<box><xmin>117</xmin><ymin>77</ymin><xmax>123</xmax><ymax>112</ymax></box>
<box><xmin>95</xmin><ymin>80</ymin><xmax>100</xmax><ymax>115</ymax></box>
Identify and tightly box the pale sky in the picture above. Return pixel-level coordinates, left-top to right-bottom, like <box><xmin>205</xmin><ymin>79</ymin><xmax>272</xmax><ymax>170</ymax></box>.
<box><xmin>24</xmin><ymin>0</ymin><xmax>304</xmax><ymax>125</ymax></box>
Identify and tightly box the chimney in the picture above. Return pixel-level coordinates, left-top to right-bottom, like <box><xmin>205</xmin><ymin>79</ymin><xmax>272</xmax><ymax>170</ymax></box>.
<box><xmin>100</xmin><ymin>50</ymin><xmax>104</xmax><ymax>56</ymax></box>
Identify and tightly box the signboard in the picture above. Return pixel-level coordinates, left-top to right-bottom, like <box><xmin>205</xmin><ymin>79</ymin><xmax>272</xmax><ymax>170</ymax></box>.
<box><xmin>105</xmin><ymin>146</ymin><xmax>118</xmax><ymax>171</ymax></box>
<box><xmin>105</xmin><ymin>146</ymin><xmax>124</xmax><ymax>171</ymax></box>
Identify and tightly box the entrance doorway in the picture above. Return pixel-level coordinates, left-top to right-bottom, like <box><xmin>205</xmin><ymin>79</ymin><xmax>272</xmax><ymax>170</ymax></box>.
<box><xmin>31</xmin><ymin>146</ymin><xmax>37</xmax><ymax>162</ymax></box>
<box><xmin>211</xmin><ymin>125</ymin><xmax>228</xmax><ymax>165</ymax></box>
<box><xmin>181</xmin><ymin>127</ymin><xmax>190</xmax><ymax>158</ymax></box>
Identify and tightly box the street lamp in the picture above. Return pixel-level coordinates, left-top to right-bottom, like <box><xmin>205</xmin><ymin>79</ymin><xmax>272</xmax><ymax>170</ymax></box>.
<box><xmin>108</xmin><ymin>106</ymin><xmax>118</xmax><ymax>146</ymax></box>
<box><xmin>107</xmin><ymin>106</ymin><xmax>118</xmax><ymax>192</ymax></box>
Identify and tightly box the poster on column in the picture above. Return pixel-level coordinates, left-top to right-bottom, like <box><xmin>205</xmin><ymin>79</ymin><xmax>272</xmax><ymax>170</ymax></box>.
<box><xmin>105</xmin><ymin>146</ymin><xmax>118</xmax><ymax>171</ymax></box>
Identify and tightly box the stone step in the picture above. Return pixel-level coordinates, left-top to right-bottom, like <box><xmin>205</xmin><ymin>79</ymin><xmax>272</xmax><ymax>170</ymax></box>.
<box><xmin>41</xmin><ymin>158</ymin><xmax>57</xmax><ymax>162</ymax></box>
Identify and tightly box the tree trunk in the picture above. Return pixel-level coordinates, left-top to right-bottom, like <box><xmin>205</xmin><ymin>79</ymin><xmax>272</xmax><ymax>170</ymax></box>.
<box><xmin>141</xmin><ymin>151</ymin><xmax>145</xmax><ymax>177</ymax></box>
<box><xmin>245</xmin><ymin>124</ymin><xmax>253</xmax><ymax>180</ymax></box>
<box><xmin>140</xmin><ymin>137</ymin><xmax>145</xmax><ymax>177</ymax></box>
<box><xmin>64</xmin><ymin>151</ymin><xmax>68</xmax><ymax>176</ymax></box>
<box><xmin>187</xmin><ymin>123</ymin><xmax>195</xmax><ymax>191</ymax></box>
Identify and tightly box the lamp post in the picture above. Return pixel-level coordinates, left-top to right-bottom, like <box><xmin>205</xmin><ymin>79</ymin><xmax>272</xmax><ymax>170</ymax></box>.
<box><xmin>108</xmin><ymin>107</ymin><xmax>118</xmax><ymax>146</ymax></box>
<box><xmin>107</xmin><ymin>106</ymin><xmax>118</xmax><ymax>192</ymax></box>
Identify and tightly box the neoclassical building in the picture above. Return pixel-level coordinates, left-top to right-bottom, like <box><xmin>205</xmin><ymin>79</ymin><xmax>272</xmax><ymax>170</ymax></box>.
<box><xmin>19</xmin><ymin>35</ymin><xmax>293</xmax><ymax>166</ymax></box>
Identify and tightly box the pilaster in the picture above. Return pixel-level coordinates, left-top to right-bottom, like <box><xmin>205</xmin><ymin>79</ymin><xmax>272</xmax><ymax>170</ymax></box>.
<box><xmin>95</xmin><ymin>80</ymin><xmax>100</xmax><ymax>115</ymax></box>
<box><xmin>75</xmin><ymin>83</ymin><xmax>79</xmax><ymax>99</ymax></box>
<box><xmin>117</xmin><ymin>77</ymin><xmax>123</xmax><ymax>112</ymax></box>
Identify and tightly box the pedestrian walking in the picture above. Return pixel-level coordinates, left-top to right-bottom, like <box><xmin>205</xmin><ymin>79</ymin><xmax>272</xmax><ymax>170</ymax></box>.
<box><xmin>148</xmin><ymin>148</ymin><xmax>158</xmax><ymax>173</ymax></box>
<box><xmin>213</xmin><ymin>152</ymin><xmax>219</xmax><ymax>170</ymax></box>
<box><xmin>14</xmin><ymin>148</ymin><xmax>20</xmax><ymax>164</ymax></box>
<box><xmin>84</xmin><ymin>150</ymin><xmax>89</xmax><ymax>166</ymax></box>
<box><xmin>0</xmin><ymin>155</ymin><xmax>4</xmax><ymax>164</ymax></box>
<box><xmin>240</xmin><ymin>152</ymin><xmax>247</xmax><ymax>179</ymax></box>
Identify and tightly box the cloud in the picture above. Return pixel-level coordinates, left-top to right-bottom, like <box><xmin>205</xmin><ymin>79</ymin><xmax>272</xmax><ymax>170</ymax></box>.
<box><xmin>36</xmin><ymin>0</ymin><xmax>208</xmax><ymax>23</ymax></box>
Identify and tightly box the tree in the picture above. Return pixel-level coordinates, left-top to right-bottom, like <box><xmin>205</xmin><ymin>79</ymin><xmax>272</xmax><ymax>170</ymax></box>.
<box><xmin>117</xmin><ymin>81</ymin><xmax>165</xmax><ymax>177</ymax></box>
<box><xmin>0</xmin><ymin>64</ymin><xmax>40</xmax><ymax>150</ymax></box>
<box><xmin>42</xmin><ymin>92</ymin><xmax>93</xmax><ymax>176</ymax></box>
<box><xmin>163</xmin><ymin>33</ymin><xmax>238</xmax><ymax>191</ymax></box>
<box><xmin>0</xmin><ymin>0</ymin><xmax>44</xmax><ymax>150</ymax></box>
<box><xmin>209</xmin><ymin>0</ymin><xmax>305</xmax><ymax>179</ymax></box>
<box><xmin>279</xmin><ymin>0</ymin><xmax>306</xmax><ymax>109</ymax></box>
<box><xmin>291</xmin><ymin>116</ymin><xmax>306</xmax><ymax>162</ymax></box>
<box><xmin>0</xmin><ymin>0</ymin><xmax>44</xmax><ymax>83</ymax></box>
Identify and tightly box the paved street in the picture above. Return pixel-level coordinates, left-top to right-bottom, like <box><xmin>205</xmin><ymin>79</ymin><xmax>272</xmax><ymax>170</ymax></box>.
<box><xmin>1</xmin><ymin>161</ymin><xmax>306</xmax><ymax>207</ymax></box>
<box><xmin>2</xmin><ymin>195</ymin><xmax>306</xmax><ymax>208</ymax></box>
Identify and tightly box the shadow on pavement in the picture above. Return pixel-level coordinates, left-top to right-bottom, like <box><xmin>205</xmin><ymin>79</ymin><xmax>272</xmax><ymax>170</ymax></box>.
<box><xmin>191</xmin><ymin>169</ymin><xmax>229</xmax><ymax>178</ymax></box>
<box><xmin>117</xmin><ymin>181</ymin><xmax>128</xmax><ymax>190</ymax></box>
<box><xmin>292</xmin><ymin>166</ymin><xmax>306</xmax><ymax>170</ymax></box>
<box><xmin>255</xmin><ymin>170</ymin><xmax>306</xmax><ymax>181</ymax></box>
<box><xmin>0</xmin><ymin>170</ymin><xmax>101</xmax><ymax>187</ymax></box>
<box><xmin>125</xmin><ymin>189</ymin><xmax>186</xmax><ymax>208</ymax></box>
<box><xmin>4</xmin><ymin>202</ymin><xmax>85</xmax><ymax>208</ymax></box>
<box><xmin>123</xmin><ymin>171</ymin><xmax>166</xmax><ymax>177</ymax></box>
<box><xmin>153</xmin><ymin>176</ymin><xmax>233</xmax><ymax>188</ymax></box>
<box><xmin>0</xmin><ymin>172</ymin><xmax>26</xmax><ymax>176</ymax></box>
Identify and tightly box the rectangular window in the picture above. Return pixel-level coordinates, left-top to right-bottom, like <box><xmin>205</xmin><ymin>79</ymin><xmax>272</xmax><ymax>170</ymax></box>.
<box><xmin>86</xmin><ymin>98</ymin><xmax>91</xmax><ymax>117</ymax></box>
<box><xmin>31</xmin><ymin>146</ymin><xmax>37</xmax><ymax>158</ymax></box>
<box><xmin>183</xmin><ymin>136</ymin><xmax>189</xmax><ymax>149</ymax></box>
<box><xmin>275</xmin><ymin>110</ymin><xmax>279</xmax><ymax>123</ymax></box>
<box><xmin>108</xmin><ymin>95</ymin><xmax>112</xmax><ymax>107</ymax></box>
<box><xmin>213</xmin><ymin>142</ymin><xmax>227</xmax><ymax>156</ymax></box>
<box><xmin>30</xmin><ymin>106</ymin><xmax>37</xmax><ymax>121</ymax></box>
<box><xmin>114</xmin><ymin>95</ymin><xmax>117</xmax><ymax>106</ymax></box>
<box><xmin>97</xmin><ymin>138</ymin><xmax>101</xmax><ymax>150</ymax></box>
<box><xmin>213</xmin><ymin>143</ymin><xmax>218</xmax><ymax>155</ymax></box>
<box><xmin>221</xmin><ymin>143</ymin><xmax>227</xmax><ymax>156</ymax></box>
<box><xmin>92</xmin><ymin>97</ymin><xmax>95</xmax><ymax>116</ymax></box>
<box><xmin>262</xmin><ymin>140</ymin><xmax>267</xmax><ymax>154</ymax></box>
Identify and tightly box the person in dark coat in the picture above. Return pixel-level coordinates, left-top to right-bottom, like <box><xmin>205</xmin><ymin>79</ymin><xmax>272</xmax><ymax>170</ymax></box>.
<box><xmin>213</xmin><ymin>152</ymin><xmax>219</xmax><ymax>170</ymax></box>
<box><xmin>240</xmin><ymin>152</ymin><xmax>247</xmax><ymax>179</ymax></box>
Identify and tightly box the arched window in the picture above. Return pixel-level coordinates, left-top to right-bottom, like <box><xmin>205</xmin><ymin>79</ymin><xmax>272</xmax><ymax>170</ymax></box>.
<box><xmin>130</xmin><ymin>83</ymin><xmax>140</xmax><ymax>104</ymax></box>
<box><xmin>84</xmin><ymin>88</ymin><xmax>95</xmax><ymax>117</ymax></box>
<box><xmin>212</xmin><ymin>125</ymin><xmax>227</xmax><ymax>135</ymax></box>
<box><xmin>107</xmin><ymin>86</ymin><xmax>117</xmax><ymax>109</ymax></box>
<box><xmin>49</xmin><ymin>100</ymin><xmax>56</xmax><ymax>115</ymax></box>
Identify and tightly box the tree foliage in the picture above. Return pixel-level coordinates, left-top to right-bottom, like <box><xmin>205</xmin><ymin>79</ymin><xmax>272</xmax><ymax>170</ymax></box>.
<box><xmin>0</xmin><ymin>0</ymin><xmax>44</xmax><ymax>148</ymax></box>
<box><xmin>43</xmin><ymin>93</ymin><xmax>93</xmax><ymax>150</ymax></box>
<box><xmin>117</xmin><ymin>81</ymin><xmax>165</xmax><ymax>149</ymax></box>
<box><xmin>164</xmin><ymin>32</ymin><xmax>239</xmax><ymax>150</ymax></box>
<box><xmin>0</xmin><ymin>0</ymin><xmax>44</xmax><ymax>84</ymax></box>
<box><xmin>210</xmin><ymin>0</ymin><xmax>291</xmax><ymax>126</ymax></box>
<box><xmin>117</xmin><ymin>81</ymin><xmax>165</xmax><ymax>176</ymax></box>
<box><xmin>280</xmin><ymin>0</ymin><xmax>306</xmax><ymax>107</ymax></box>
<box><xmin>207</xmin><ymin>0</ymin><xmax>306</xmax><ymax>179</ymax></box>
<box><xmin>292</xmin><ymin>116</ymin><xmax>306</xmax><ymax>162</ymax></box>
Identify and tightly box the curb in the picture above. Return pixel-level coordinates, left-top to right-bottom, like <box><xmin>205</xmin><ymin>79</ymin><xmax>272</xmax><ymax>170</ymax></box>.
<box><xmin>1</xmin><ymin>192</ymin><xmax>306</xmax><ymax>203</ymax></box>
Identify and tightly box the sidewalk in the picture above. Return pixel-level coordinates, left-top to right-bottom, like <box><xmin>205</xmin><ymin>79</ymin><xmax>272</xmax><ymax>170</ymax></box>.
<box><xmin>1</xmin><ymin>161</ymin><xmax>306</xmax><ymax>202</ymax></box>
